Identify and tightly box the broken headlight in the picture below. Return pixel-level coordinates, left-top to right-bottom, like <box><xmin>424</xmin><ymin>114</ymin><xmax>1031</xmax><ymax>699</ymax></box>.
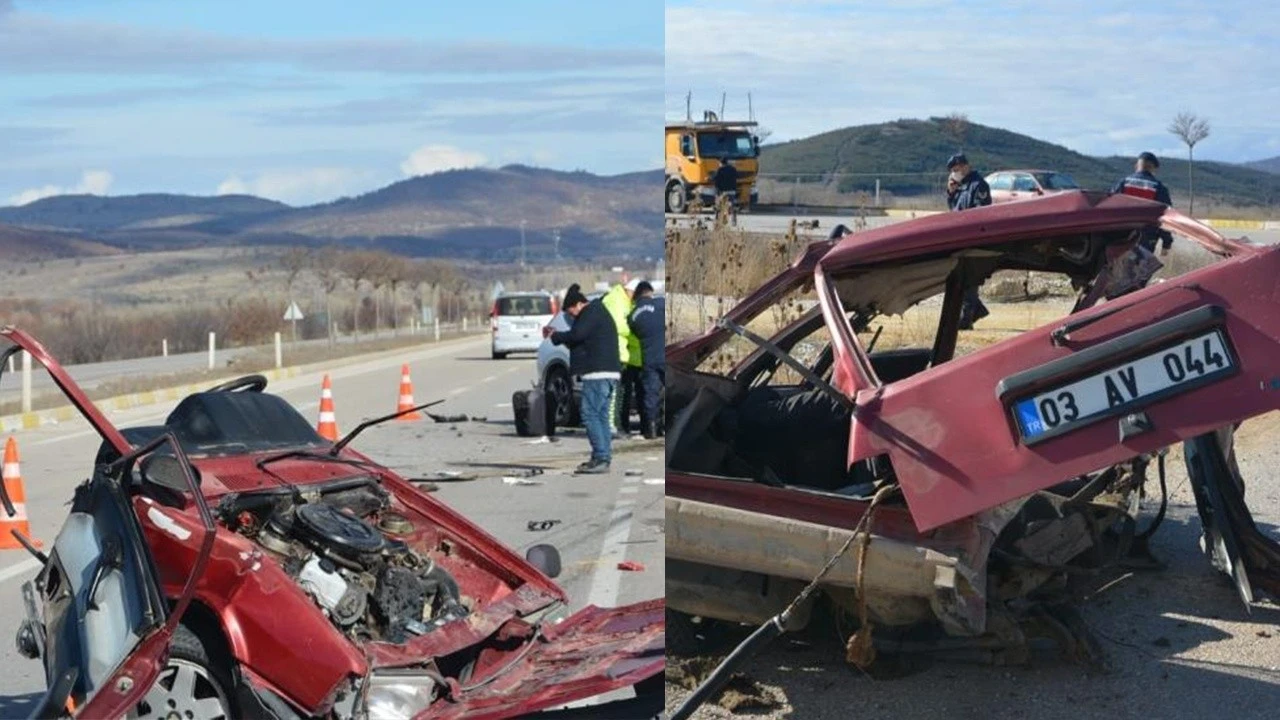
<box><xmin>365</xmin><ymin>671</ymin><xmax>441</xmax><ymax>720</ymax></box>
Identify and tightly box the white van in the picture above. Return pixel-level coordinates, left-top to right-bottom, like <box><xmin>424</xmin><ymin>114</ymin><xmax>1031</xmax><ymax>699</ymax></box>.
<box><xmin>490</xmin><ymin>291</ymin><xmax>557</xmax><ymax>359</ymax></box>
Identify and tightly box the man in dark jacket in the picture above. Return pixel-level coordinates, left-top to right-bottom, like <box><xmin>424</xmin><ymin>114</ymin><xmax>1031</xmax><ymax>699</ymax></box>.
<box><xmin>945</xmin><ymin>153</ymin><xmax>991</xmax><ymax>330</ymax></box>
<box><xmin>713</xmin><ymin>158</ymin><xmax>739</xmax><ymax>196</ymax></box>
<box><xmin>547</xmin><ymin>284</ymin><xmax>620</xmax><ymax>474</ymax></box>
<box><xmin>627</xmin><ymin>281</ymin><xmax>665</xmax><ymax>439</ymax></box>
<box><xmin>1110</xmin><ymin>151</ymin><xmax>1174</xmax><ymax>256</ymax></box>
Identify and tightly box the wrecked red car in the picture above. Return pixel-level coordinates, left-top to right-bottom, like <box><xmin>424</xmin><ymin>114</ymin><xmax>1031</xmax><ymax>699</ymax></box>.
<box><xmin>1</xmin><ymin>332</ymin><xmax>663</xmax><ymax>719</ymax></box>
<box><xmin>665</xmin><ymin>191</ymin><xmax>1280</xmax><ymax>662</ymax></box>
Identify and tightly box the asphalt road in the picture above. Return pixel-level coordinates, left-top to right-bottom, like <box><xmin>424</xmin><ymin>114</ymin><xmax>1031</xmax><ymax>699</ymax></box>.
<box><xmin>0</xmin><ymin>335</ymin><xmax>664</xmax><ymax>714</ymax></box>
<box><xmin>0</xmin><ymin>325</ymin><xmax>459</xmax><ymax>399</ymax></box>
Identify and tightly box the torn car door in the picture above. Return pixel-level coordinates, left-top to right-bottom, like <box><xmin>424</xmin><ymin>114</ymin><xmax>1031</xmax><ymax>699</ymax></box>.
<box><xmin>19</xmin><ymin>433</ymin><xmax>216</xmax><ymax>719</ymax></box>
<box><xmin>845</xmin><ymin>247</ymin><xmax>1280</xmax><ymax>532</ymax></box>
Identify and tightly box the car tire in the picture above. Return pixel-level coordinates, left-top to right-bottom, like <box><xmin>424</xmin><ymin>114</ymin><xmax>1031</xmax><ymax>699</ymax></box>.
<box><xmin>513</xmin><ymin>391</ymin><xmax>533</xmax><ymax>437</ymax></box>
<box><xmin>132</xmin><ymin>625</ymin><xmax>237</xmax><ymax>720</ymax></box>
<box><xmin>492</xmin><ymin>350</ymin><xmax>507</xmax><ymax>360</ymax></box>
<box><xmin>544</xmin><ymin>365</ymin><xmax>578</xmax><ymax>428</ymax></box>
<box><xmin>666</xmin><ymin>180</ymin><xmax>687</xmax><ymax>214</ymax></box>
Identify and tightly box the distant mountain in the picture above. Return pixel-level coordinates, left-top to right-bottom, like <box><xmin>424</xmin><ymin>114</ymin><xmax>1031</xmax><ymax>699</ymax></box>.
<box><xmin>0</xmin><ymin>193</ymin><xmax>289</xmax><ymax>232</ymax></box>
<box><xmin>0</xmin><ymin>222</ymin><xmax>120</xmax><ymax>261</ymax></box>
<box><xmin>762</xmin><ymin>118</ymin><xmax>1280</xmax><ymax>206</ymax></box>
<box><xmin>0</xmin><ymin>166</ymin><xmax>661</xmax><ymax>262</ymax></box>
<box><xmin>1243</xmin><ymin>156</ymin><xmax>1280</xmax><ymax>175</ymax></box>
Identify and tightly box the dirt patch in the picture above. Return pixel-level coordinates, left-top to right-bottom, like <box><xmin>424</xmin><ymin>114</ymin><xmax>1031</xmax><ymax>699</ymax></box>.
<box><xmin>666</xmin><ymin>656</ymin><xmax>784</xmax><ymax>715</ymax></box>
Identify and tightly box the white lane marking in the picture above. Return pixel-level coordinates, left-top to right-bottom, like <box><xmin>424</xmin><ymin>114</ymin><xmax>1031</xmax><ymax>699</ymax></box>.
<box><xmin>448</xmin><ymin>386</ymin><xmax>471</xmax><ymax>396</ymax></box>
<box><xmin>0</xmin><ymin>557</ymin><xmax>41</xmax><ymax>585</ymax></box>
<box><xmin>619</xmin><ymin>486</ymin><xmax>639</xmax><ymax>494</ymax></box>
<box><xmin>482</xmin><ymin>375</ymin><xmax>497</xmax><ymax>383</ymax></box>
<box><xmin>584</xmin><ymin>477</ymin><xmax>641</xmax><ymax>611</ymax></box>
<box><xmin>494</xmin><ymin>403</ymin><xmax>512</xmax><ymax>408</ymax></box>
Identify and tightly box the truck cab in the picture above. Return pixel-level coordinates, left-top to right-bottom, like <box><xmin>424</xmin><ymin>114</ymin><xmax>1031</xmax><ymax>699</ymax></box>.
<box><xmin>665</xmin><ymin>119</ymin><xmax>760</xmax><ymax>213</ymax></box>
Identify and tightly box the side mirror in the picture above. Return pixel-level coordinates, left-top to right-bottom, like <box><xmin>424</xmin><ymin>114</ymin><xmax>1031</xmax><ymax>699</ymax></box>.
<box><xmin>525</xmin><ymin>543</ymin><xmax>562</xmax><ymax>579</ymax></box>
<box><xmin>139</xmin><ymin>453</ymin><xmax>199</xmax><ymax>507</ymax></box>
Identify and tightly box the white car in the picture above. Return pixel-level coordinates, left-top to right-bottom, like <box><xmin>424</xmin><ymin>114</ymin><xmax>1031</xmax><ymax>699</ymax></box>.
<box><xmin>490</xmin><ymin>291</ymin><xmax>556</xmax><ymax>359</ymax></box>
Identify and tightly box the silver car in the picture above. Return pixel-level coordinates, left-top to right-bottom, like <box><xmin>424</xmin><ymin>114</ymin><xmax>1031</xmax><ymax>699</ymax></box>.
<box><xmin>490</xmin><ymin>291</ymin><xmax>556</xmax><ymax>359</ymax></box>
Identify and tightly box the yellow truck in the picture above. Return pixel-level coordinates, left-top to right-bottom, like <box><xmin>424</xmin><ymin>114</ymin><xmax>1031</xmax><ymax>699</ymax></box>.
<box><xmin>664</xmin><ymin>117</ymin><xmax>760</xmax><ymax>213</ymax></box>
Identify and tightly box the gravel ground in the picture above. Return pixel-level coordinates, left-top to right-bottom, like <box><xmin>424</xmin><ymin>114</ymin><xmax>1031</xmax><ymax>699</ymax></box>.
<box><xmin>666</xmin><ymin>413</ymin><xmax>1280</xmax><ymax>719</ymax></box>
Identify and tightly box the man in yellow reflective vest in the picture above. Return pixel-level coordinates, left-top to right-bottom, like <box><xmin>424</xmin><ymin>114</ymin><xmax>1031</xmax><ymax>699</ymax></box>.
<box><xmin>601</xmin><ymin>279</ymin><xmax>642</xmax><ymax>436</ymax></box>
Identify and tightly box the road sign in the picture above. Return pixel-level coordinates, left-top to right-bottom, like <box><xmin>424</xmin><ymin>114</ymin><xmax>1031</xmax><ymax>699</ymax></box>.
<box><xmin>283</xmin><ymin>302</ymin><xmax>304</xmax><ymax>321</ymax></box>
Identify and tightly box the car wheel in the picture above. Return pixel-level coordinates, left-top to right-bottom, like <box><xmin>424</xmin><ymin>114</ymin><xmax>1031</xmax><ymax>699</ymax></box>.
<box><xmin>492</xmin><ymin>350</ymin><xmax>507</xmax><ymax>360</ymax></box>
<box><xmin>130</xmin><ymin>626</ymin><xmax>236</xmax><ymax>720</ymax></box>
<box><xmin>666</xmin><ymin>180</ymin><xmax>687</xmax><ymax>214</ymax></box>
<box><xmin>512</xmin><ymin>391</ymin><xmax>533</xmax><ymax>437</ymax></box>
<box><xmin>545</xmin><ymin>366</ymin><xmax>579</xmax><ymax>427</ymax></box>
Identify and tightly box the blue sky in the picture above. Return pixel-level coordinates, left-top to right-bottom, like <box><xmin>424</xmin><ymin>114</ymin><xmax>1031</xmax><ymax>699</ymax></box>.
<box><xmin>1</xmin><ymin>0</ymin><xmax>662</xmax><ymax>206</ymax></box>
<box><xmin>667</xmin><ymin>0</ymin><xmax>1280</xmax><ymax>166</ymax></box>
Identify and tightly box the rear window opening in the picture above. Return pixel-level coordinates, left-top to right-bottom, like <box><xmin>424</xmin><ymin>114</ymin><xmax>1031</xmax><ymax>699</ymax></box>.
<box><xmin>495</xmin><ymin>296</ymin><xmax>553</xmax><ymax>316</ymax></box>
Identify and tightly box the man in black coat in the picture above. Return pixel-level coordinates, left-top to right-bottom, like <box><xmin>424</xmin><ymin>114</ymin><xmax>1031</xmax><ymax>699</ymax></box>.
<box><xmin>627</xmin><ymin>281</ymin><xmax>665</xmax><ymax>439</ymax></box>
<box><xmin>945</xmin><ymin>153</ymin><xmax>992</xmax><ymax>330</ymax></box>
<box><xmin>547</xmin><ymin>284</ymin><xmax>620</xmax><ymax>474</ymax></box>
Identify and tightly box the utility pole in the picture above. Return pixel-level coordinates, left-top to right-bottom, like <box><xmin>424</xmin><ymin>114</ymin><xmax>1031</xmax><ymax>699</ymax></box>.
<box><xmin>552</xmin><ymin>228</ymin><xmax>561</xmax><ymax>262</ymax></box>
<box><xmin>517</xmin><ymin>220</ymin><xmax>527</xmax><ymax>267</ymax></box>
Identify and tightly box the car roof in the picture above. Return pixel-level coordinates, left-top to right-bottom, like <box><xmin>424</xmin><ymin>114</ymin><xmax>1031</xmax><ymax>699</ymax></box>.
<box><xmin>820</xmin><ymin>191</ymin><xmax>1226</xmax><ymax>270</ymax></box>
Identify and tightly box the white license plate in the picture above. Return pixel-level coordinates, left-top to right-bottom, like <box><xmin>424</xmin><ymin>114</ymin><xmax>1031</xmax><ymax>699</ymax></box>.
<box><xmin>1014</xmin><ymin>330</ymin><xmax>1234</xmax><ymax>442</ymax></box>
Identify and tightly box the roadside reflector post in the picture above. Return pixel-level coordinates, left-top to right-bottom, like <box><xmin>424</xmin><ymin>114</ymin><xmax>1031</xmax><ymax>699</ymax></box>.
<box><xmin>274</xmin><ymin>332</ymin><xmax>283</xmax><ymax>368</ymax></box>
<box><xmin>463</xmin><ymin>317</ymin><xmax>468</xmax><ymax>332</ymax></box>
<box><xmin>162</xmin><ymin>338</ymin><xmax>168</xmax><ymax>357</ymax></box>
<box><xmin>434</xmin><ymin>318</ymin><xmax>440</xmax><ymax>342</ymax></box>
<box><xmin>208</xmin><ymin>332</ymin><xmax>216</xmax><ymax>370</ymax></box>
<box><xmin>875</xmin><ymin>178</ymin><xmax>881</xmax><ymax>206</ymax></box>
<box><xmin>20</xmin><ymin>351</ymin><xmax>31</xmax><ymax>414</ymax></box>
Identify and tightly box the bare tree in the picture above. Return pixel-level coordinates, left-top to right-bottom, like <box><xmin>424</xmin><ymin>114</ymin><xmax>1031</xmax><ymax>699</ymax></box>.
<box><xmin>942</xmin><ymin>112</ymin><xmax>970</xmax><ymax>151</ymax></box>
<box><xmin>337</xmin><ymin>250</ymin><xmax>380</xmax><ymax>340</ymax></box>
<box><xmin>383</xmin><ymin>256</ymin><xmax>411</xmax><ymax>335</ymax></box>
<box><xmin>312</xmin><ymin>248</ymin><xmax>345</xmax><ymax>346</ymax></box>
<box><xmin>1168</xmin><ymin>112</ymin><xmax>1211</xmax><ymax>215</ymax></box>
<box><xmin>278</xmin><ymin>246</ymin><xmax>311</xmax><ymax>300</ymax></box>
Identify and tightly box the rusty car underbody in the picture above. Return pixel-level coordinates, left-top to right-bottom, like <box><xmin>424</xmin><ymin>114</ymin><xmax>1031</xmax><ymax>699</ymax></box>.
<box><xmin>665</xmin><ymin>192</ymin><xmax>1280</xmax><ymax>666</ymax></box>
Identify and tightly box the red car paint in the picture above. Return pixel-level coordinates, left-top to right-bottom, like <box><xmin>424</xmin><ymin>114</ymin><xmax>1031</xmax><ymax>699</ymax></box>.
<box><xmin>4</xmin><ymin>327</ymin><xmax>663</xmax><ymax>718</ymax></box>
<box><xmin>668</xmin><ymin>191</ymin><xmax>1274</xmax><ymax>535</ymax></box>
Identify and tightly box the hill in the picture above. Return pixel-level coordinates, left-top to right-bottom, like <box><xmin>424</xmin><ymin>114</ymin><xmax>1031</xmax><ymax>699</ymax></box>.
<box><xmin>1244</xmin><ymin>156</ymin><xmax>1280</xmax><ymax>175</ymax></box>
<box><xmin>0</xmin><ymin>193</ymin><xmax>289</xmax><ymax>232</ymax></box>
<box><xmin>0</xmin><ymin>166</ymin><xmax>662</xmax><ymax>262</ymax></box>
<box><xmin>0</xmin><ymin>222</ymin><xmax>121</xmax><ymax>261</ymax></box>
<box><xmin>761</xmin><ymin>118</ymin><xmax>1280</xmax><ymax>207</ymax></box>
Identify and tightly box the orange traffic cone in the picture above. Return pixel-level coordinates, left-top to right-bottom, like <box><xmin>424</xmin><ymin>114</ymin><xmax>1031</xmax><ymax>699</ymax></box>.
<box><xmin>1</xmin><ymin>436</ymin><xmax>40</xmax><ymax>550</ymax></box>
<box><xmin>317</xmin><ymin>375</ymin><xmax>339</xmax><ymax>441</ymax></box>
<box><xmin>395</xmin><ymin>364</ymin><xmax>423</xmax><ymax>421</ymax></box>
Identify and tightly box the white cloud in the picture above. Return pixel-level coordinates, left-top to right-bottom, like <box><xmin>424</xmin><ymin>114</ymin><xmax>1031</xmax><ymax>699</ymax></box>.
<box><xmin>7</xmin><ymin>169</ymin><xmax>113</xmax><ymax>206</ymax></box>
<box><xmin>215</xmin><ymin>167</ymin><xmax>365</xmax><ymax>204</ymax></box>
<box><xmin>400</xmin><ymin>144</ymin><xmax>486</xmax><ymax>177</ymax></box>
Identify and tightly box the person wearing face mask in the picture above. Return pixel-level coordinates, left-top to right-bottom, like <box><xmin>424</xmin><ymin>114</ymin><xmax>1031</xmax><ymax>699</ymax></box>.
<box><xmin>945</xmin><ymin>153</ymin><xmax>991</xmax><ymax>329</ymax></box>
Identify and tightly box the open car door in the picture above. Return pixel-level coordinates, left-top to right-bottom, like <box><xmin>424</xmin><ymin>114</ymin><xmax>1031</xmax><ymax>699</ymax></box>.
<box><xmin>13</xmin><ymin>429</ymin><xmax>215</xmax><ymax>719</ymax></box>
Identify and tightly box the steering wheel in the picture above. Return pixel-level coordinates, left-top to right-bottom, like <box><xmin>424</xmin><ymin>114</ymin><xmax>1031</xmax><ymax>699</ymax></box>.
<box><xmin>205</xmin><ymin>374</ymin><xmax>268</xmax><ymax>393</ymax></box>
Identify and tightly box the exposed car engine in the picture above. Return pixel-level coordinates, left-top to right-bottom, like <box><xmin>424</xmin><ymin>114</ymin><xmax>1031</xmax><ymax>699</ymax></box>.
<box><xmin>218</xmin><ymin>481</ymin><xmax>469</xmax><ymax>643</ymax></box>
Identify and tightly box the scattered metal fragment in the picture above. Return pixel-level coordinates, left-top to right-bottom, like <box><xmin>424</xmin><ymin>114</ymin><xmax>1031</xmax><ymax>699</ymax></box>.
<box><xmin>527</xmin><ymin>519</ymin><xmax>562</xmax><ymax>532</ymax></box>
<box><xmin>503</xmin><ymin>477</ymin><xmax>545</xmax><ymax>487</ymax></box>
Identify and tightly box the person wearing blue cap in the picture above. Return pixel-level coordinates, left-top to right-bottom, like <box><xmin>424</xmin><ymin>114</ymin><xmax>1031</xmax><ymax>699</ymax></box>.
<box><xmin>945</xmin><ymin>153</ymin><xmax>991</xmax><ymax>329</ymax></box>
<box><xmin>1109</xmin><ymin>151</ymin><xmax>1174</xmax><ymax>256</ymax></box>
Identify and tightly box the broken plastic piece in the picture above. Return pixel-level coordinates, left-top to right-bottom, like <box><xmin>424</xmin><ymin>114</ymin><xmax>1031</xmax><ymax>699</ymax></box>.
<box><xmin>617</xmin><ymin>561</ymin><xmax>645</xmax><ymax>572</ymax></box>
<box><xmin>527</xmin><ymin>519</ymin><xmax>562</xmax><ymax>532</ymax></box>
